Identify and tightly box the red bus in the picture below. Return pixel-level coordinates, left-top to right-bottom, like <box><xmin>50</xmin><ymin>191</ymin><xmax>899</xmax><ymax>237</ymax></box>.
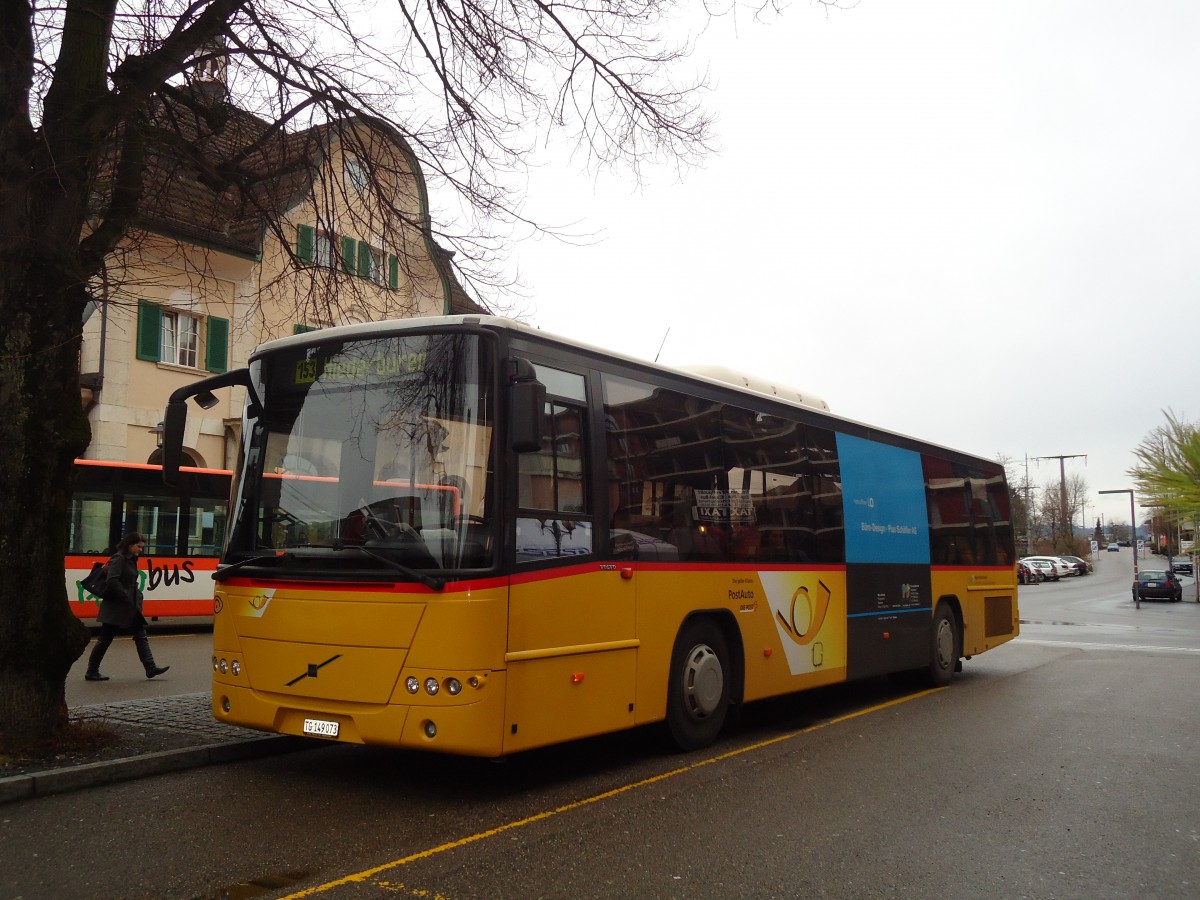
<box><xmin>65</xmin><ymin>459</ymin><xmax>230</xmax><ymax>619</ymax></box>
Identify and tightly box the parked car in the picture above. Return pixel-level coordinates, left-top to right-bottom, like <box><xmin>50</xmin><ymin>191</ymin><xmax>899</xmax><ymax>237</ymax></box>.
<box><xmin>1171</xmin><ymin>558</ymin><xmax>1194</xmax><ymax>576</ymax></box>
<box><xmin>1133</xmin><ymin>569</ymin><xmax>1183</xmax><ymax>603</ymax></box>
<box><xmin>1017</xmin><ymin>561</ymin><xmax>1041</xmax><ymax>584</ymax></box>
<box><xmin>1057</xmin><ymin>555</ymin><xmax>1091</xmax><ymax>576</ymax></box>
<box><xmin>1023</xmin><ymin>556</ymin><xmax>1073</xmax><ymax>580</ymax></box>
<box><xmin>1107</xmin><ymin>542</ymin><xmax>1120</xmax><ymax>552</ymax></box>
<box><xmin>1022</xmin><ymin>558</ymin><xmax>1061</xmax><ymax>581</ymax></box>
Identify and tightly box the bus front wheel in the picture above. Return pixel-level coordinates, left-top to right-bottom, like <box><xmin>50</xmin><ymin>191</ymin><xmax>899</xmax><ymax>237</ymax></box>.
<box><xmin>928</xmin><ymin>602</ymin><xmax>961</xmax><ymax>687</ymax></box>
<box><xmin>666</xmin><ymin>618</ymin><xmax>731</xmax><ymax>751</ymax></box>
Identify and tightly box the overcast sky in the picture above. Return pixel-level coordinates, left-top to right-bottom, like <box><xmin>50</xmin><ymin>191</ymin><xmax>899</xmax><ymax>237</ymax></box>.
<box><xmin>487</xmin><ymin>0</ymin><xmax>1199</xmax><ymax>536</ymax></box>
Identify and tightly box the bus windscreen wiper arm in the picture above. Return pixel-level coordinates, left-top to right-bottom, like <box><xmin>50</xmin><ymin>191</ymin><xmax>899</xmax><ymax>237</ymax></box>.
<box><xmin>354</xmin><ymin>546</ymin><xmax>446</xmax><ymax>591</ymax></box>
<box><xmin>213</xmin><ymin>553</ymin><xmax>288</xmax><ymax>582</ymax></box>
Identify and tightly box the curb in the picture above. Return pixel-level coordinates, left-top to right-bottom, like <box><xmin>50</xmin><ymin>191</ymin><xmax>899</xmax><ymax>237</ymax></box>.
<box><xmin>0</xmin><ymin>735</ymin><xmax>310</xmax><ymax>805</ymax></box>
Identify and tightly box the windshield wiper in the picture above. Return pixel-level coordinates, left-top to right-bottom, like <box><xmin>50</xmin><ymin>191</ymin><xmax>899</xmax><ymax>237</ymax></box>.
<box><xmin>353</xmin><ymin>545</ymin><xmax>446</xmax><ymax>591</ymax></box>
<box><xmin>214</xmin><ymin>552</ymin><xmax>289</xmax><ymax>582</ymax></box>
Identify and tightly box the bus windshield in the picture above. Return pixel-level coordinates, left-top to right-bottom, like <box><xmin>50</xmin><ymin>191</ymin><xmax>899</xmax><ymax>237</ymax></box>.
<box><xmin>226</xmin><ymin>331</ymin><xmax>495</xmax><ymax>575</ymax></box>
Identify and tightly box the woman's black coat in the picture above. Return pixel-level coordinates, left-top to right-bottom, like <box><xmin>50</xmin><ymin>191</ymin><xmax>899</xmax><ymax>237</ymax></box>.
<box><xmin>98</xmin><ymin>551</ymin><xmax>144</xmax><ymax>628</ymax></box>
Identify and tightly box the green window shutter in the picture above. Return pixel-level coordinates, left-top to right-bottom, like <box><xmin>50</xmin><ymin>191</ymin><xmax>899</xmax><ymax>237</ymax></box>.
<box><xmin>136</xmin><ymin>301</ymin><xmax>162</xmax><ymax>361</ymax></box>
<box><xmin>388</xmin><ymin>254</ymin><xmax>399</xmax><ymax>290</ymax></box>
<box><xmin>340</xmin><ymin>236</ymin><xmax>357</xmax><ymax>273</ymax></box>
<box><xmin>357</xmin><ymin>241</ymin><xmax>371</xmax><ymax>278</ymax></box>
<box><xmin>297</xmin><ymin>224</ymin><xmax>315</xmax><ymax>262</ymax></box>
<box><xmin>205</xmin><ymin>316</ymin><xmax>229</xmax><ymax>374</ymax></box>
<box><xmin>293</xmin><ymin>324</ymin><xmax>318</xmax><ymax>335</ymax></box>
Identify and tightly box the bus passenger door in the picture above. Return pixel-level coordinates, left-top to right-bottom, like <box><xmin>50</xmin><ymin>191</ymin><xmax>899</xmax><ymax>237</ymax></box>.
<box><xmin>504</xmin><ymin>361</ymin><xmax>637</xmax><ymax>753</ymax></box>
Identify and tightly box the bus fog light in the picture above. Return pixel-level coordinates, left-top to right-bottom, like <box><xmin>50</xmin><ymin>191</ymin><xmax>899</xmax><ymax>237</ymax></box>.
<box><xmin>424</xmin><ymin>677</ymin><xmax>440</xmax><ymax>695</ymax></box>
<box><xmin>212</xmin><ymin>656</ymin><xmax>219</xmax><ymax>672</ymax></box>
<box><xmin>218</xmin><ymin>658</ymin><xmax>228</xmax><ymax>675</ymax></box>
<box><xmin>406</xmin><ymin>676</ymin><xmax>420</xmax><ymax>694</ymax></box>
<box><xmin>423</xmin><ymin>720</ymin><xmax>437</xmax><ymax>738</ymax></box>
<box><xmin>446</xmin><ymin>678</ymin><xmax>462</xmax><ymax>695</ymax></box>
<box><xmin>221</xmin><ymin>696</ymin><xmax>230</xmax><ymax>713</ymax></box>
<box><xmin>231</xmin><ymin>660</ymin><xmax>241</xmax><ymax>677</ymax></box>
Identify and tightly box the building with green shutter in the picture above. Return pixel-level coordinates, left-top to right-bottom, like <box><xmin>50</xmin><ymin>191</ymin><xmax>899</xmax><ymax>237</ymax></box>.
<box><xmin>79</xmin><ymin>76</ymin><xmax>485</xmax><ymax>472</ymax></box>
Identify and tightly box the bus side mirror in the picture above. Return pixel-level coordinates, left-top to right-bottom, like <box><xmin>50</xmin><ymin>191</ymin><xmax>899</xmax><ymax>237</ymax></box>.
<box><xmin>509</xmin><ymin>358</ymin><xmax>546</xmax><ymax>453</ymax></box>
<box><xmin>161</xmin><ymin>367</ymin><xmax>256</xmax><ymax>486</ymax></box>
<box><xmin>161</xmin><ymin>400</ymin><xmax>188</xmax><ymax>486</ymax></box>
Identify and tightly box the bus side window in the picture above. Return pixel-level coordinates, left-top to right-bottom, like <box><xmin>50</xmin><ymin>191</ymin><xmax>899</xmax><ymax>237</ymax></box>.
<box><xmin>516</xmin><ymin>366</ymin><xmax>593</xmax><ymax>563</ymax></box>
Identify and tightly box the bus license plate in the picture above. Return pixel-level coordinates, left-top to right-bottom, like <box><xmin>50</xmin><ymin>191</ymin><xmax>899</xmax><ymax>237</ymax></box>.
<box><xmin>303</xmin><ymin>718</ymin><xmax>339</xmax><ymax>738</ymax></box>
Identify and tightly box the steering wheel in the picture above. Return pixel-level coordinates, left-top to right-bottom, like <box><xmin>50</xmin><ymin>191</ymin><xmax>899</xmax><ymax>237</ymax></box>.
<box><xmin>365</xmin><ymin>513</ymin><xmax>425</xmax><ymax>544</ymax></box>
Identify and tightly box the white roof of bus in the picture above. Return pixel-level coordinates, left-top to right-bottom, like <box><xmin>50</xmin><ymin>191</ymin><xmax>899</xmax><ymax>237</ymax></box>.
<box><xmin>255</xmin><ymin>315</ymin><xmax>830</xmax><ymax>411</ymax></box>
<box><xmin>251</xmin><ymin>315</ymin><xmax>999</xmax><ymax>469</ymax></box>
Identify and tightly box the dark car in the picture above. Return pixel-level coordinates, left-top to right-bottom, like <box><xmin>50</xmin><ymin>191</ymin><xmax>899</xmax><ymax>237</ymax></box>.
<box><xmin>1171</xmin><ymin>558</ymin><xmax>1194</xmax><ymax>576</ymax></box>
<box><xmin>1133</xmin><ymin>569</ymin><xmax>1183</xmax><ymax>603</ymax></box>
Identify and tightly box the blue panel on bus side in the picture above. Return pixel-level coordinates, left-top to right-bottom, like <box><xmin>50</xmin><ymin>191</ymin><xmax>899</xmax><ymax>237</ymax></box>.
<box><xmin>836</xmin><ymin>433</ymin><xmax>930</xmax><ymax>565</ymax></box>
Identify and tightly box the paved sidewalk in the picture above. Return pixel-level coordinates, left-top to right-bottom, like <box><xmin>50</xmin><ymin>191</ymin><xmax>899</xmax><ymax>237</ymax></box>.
<box><xmin>0</xmin><ymin>693</ymin><xmax>308</xmax><ymax>805</ymax></box>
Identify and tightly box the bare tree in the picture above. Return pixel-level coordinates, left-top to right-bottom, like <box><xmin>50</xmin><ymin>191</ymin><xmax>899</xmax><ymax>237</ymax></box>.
<box><xmin>0</xmin><ymin>0</ymin><xmax>779</xmax><ymax>748</ymax></box>
<box><xmin>1000</xmin><ymin>455</ymin><xmax>1037</xmax><ymax>555</ymax></box>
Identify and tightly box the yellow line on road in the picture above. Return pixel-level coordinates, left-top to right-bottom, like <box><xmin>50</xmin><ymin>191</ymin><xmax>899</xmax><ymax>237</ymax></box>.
<box><xmin>281</xmin><ymin>687</ymin><xmax>944</xmax><ymax>899</ymax></box>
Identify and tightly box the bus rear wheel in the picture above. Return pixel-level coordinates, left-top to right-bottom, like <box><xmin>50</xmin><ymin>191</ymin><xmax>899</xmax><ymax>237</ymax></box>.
<box><xmin>928</xmin><ymin>602</ymin><xmax>961</xmax><ymax>687</ymax></box>
<box><xmin>666</xmin><ymin>618</ymin><xmax>731</xmax><ymax>751</ymax></box>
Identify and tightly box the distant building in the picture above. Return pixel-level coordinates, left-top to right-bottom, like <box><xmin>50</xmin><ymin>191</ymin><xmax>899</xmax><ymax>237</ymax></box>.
<box><xmin>80</xmin><ymin>77</ymin><xmax>485</xmax><ymax>471</ymax></box>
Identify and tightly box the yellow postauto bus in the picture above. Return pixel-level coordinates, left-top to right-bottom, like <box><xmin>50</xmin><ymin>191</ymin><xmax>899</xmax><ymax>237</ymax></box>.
<box><xmin>161</xmin><ymin>315</ymin><xmax>1018</xmax><ymax>756</ymax></box>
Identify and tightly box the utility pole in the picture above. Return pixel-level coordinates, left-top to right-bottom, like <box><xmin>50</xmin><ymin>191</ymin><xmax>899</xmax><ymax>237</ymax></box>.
<box><xmin>1034</xmin><ymin>453</ymin><xmax>1086</xmax><ymax>551</ymax></box>
<box><xmin>1023</xmin><ymin>454</ymin><xmax>1032</xmax><ymax>555</ymax></box>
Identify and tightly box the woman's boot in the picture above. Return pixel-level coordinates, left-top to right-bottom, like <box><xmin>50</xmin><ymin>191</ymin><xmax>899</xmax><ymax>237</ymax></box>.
<box><xmin>85</xmin><ymin>633</ymin><xmax>111</xmax><ymax>681</ymax></box>
<box><xmin>134</xmin><ymin>633</ymin><xmax>170</xmax><ymax>679</ymax></box>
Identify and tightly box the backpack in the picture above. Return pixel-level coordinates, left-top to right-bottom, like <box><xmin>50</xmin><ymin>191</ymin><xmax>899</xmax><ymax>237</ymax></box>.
<box><xmin>81</xmin><ymin>561</ymin><xmax>108</xmax><ymax>597</ymax></box>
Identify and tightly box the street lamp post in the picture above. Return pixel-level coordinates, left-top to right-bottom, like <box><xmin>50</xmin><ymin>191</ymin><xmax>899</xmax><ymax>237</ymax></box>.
<box><xmin>1100</xmin><ymin>489</ymin><xmax>1139</xmax><ymax>609</ymax></box>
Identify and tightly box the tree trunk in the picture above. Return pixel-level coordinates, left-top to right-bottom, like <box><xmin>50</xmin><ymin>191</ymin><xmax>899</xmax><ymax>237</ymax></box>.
<box><xmin>0</xmin><ymin>265</ymin><xmax>92</xmax><ymax>747</ymax></box>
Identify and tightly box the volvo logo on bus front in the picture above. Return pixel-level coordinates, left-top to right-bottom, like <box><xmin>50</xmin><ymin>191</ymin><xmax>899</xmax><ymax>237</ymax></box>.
<box><xmin>286</xmin><ymin>654</ymin><xmax>342</xmax><ymax>687</ymax></box>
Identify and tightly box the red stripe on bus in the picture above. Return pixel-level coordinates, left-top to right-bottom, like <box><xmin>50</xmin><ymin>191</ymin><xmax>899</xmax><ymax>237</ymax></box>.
<box><xmin>73</xmin><ymin>458</ymin><xmax>232</xmax><ymax>476</ymax></box>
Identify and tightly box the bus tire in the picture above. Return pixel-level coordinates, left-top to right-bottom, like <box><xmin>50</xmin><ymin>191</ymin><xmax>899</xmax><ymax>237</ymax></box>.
<box><xmin>928</xmin><ymin>602</ymin><xmax>960</xmax><ymax>687</ymax></box>
<box><xmin>666</xmin><ymin>618</ymin><xmax>731</xmax><ymax>752</ymax></box>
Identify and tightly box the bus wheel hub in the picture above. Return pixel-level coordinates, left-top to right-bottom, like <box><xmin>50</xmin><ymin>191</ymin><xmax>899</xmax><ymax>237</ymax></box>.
<box><xmin>683</xmin><ymin>645</ymin><xmax>723</xmax><ymax>719</ymax></box>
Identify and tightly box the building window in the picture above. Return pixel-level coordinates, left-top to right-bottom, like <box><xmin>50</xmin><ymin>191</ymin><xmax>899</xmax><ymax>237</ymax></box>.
<box><xmin>297</xmin><ymin>225</ymin><xmax>340</xmax><ymax>269</ymax></box>
<box><xmin>345</xmin><ymin>155</ymin><xmax>369</xmax><ymax>193</ymax></box>
<box><xmin>137</xmin><ymin>301</ymin><xmax>228</xmax><ymax>373</ymax></box>
<box><xmin>357</xmin><ymin>241</ymin><xmax>386</xmax><ymax>286</ymax></box>
<box><xmin>315</xmin><ymin>231</ymin><xmax>338</xmax><ymax>268</ymax></box>
<box><xmin>161</xmin><ymin>311</ymin><xmax>199</xmax><ymax>368</ymax></box>
<box><xmin>298</xmin><ymin>225</ymin><xmax>399</xmax><ymax>290</ymax></box>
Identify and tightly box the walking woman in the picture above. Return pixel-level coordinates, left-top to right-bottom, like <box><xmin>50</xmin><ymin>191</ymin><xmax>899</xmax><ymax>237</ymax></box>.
<box><xmin>84</xmin><ymin>531</ymin><xmax>170</xmax><ymax>681</ymax></box>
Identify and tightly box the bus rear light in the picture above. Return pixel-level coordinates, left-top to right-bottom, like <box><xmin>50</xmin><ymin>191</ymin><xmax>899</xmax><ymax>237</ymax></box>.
<box><xmin>424</xmin><ymin>677</ymin><xmax>440</xmax><ymax>695</ymax></box>
<box><xmin>446</xmin><ymin>678</ymin><xmax>462</xmax><ymax>695</ymax></box>
<box><xmin>231</xmin><ymin>660</ymin><xmax>241</xmax><ymax>677</ymax></box>
<box><xmin>218</xmin><ymin>658</ymin><xmax>229</xmax><ymax>675</ymax></box>
<box><xmin>405</xmin><ymin>676</ymin><xmax>420</xmax><ymax>694</ymax></box>
<box><xmin>468</xmin><ymin>676</ymin><xmax>481</xmax><ymax>689</ymax></box>
<box><xmin>571</xmin><ymin>672</ymin><xmax>585</xmax><ymax>683</ymax></box>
